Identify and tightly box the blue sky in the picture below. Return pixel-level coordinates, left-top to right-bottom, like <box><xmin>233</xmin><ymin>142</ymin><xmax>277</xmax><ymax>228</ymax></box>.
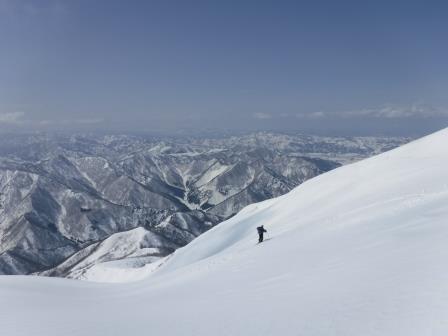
<box><xmin>0</xmin><ymin>0</ymin><xmax>447</xmax><ymax>135</ymax></box>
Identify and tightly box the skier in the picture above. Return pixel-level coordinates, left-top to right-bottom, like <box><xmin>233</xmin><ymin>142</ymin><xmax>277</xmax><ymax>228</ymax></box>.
<box><xmin>257</xmin><ymin>225</ymin><xmax>267</xmax><ymax>243</ymax></box>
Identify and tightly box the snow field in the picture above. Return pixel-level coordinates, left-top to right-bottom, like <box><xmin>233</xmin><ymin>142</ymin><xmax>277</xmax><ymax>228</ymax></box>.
<box><xmin>1</xmin><ymin>128</ymin><xmax>448</xmax><ymax>335</ymax></box>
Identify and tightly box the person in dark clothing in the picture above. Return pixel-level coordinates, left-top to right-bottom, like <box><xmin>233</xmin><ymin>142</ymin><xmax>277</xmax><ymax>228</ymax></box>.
<box><xmin>257</xmin><ymin>225</ymin><xmax>267</xmax><ymax>243</ymax></box>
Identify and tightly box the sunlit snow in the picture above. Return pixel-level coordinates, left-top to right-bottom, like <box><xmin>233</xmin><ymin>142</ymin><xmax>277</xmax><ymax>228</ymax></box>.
<box><xmin>1</xmin><ymin>129</ymin><xmax>447</xmax><ymax>335</ymax></box>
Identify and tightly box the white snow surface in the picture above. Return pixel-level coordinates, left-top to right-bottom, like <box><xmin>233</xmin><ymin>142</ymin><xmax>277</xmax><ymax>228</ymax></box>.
<box><xmin>49</xmin><ymin>227</ymin><xmax>169</xmax><ymax>282</ymax></box>
<box><xmin>1</xmin><ymin>128</ymin><xmax>448</xmax><ymax>335</ymax></box>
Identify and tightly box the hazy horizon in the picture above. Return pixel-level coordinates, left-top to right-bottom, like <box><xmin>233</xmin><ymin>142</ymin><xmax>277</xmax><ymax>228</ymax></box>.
<box><xmin>1</xmin><ymin>0</ymin><xmax>447</xmax><ymax>136</ymax></box>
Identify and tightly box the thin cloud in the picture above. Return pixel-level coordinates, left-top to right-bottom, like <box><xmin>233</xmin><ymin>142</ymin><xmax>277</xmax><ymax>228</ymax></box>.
<box><xmin>340</xmin><ymin>103</ymin><xmax>448</xmax><ymax>119</ymax></box>
<box><xmin>253</xmin><ymin>112</ymin><xmax>272</xmax><ymax>120</ymax></box>
<box><xmin>294</xmin><ymin>103</ymin><xmax>448</xmax><ymax>120</ymax></box>
<box><xmin>0</xmin><ymin>112</ymin><xmax>25</xmax><ymax>124</ymax></box>
<box><xmin>295</xmin><ymin>111</ymin><xmax>325</xmax><ymax>119</ymax></box>
<box><xmin>38</xmin><ymin>118</ymin><xmax>104</xmax><ymax>126</ymax></box>
<box><xmin>74</xmin><ymin>118</ymin><xmax>104</xmax><ymax>124</ymax></box>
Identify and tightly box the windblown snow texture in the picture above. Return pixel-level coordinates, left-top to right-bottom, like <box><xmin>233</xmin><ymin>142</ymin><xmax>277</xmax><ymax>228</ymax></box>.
<box><xmin>1</xmin><ymin>128</ymin><xmax>446</xmax><ymax>336</ymax></box>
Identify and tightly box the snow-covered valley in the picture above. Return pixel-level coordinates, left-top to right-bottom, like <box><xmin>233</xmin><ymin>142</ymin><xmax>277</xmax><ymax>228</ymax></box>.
<box><xmin>1</xmin><ymin>128</ymin><xmax>447</xmax><ymax>335</ymax></box>
<box><xmin>0</xmin><ymin>132</ymin><xmax>407</xmax><ymax>277</ymax></box>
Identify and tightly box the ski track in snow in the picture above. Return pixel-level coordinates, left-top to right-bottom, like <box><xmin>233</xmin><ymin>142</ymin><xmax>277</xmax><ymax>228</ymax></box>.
<box><xmin>1</xmin><ymin>128</ymin><xmax>448</xmax><ymax>335</ymax></box>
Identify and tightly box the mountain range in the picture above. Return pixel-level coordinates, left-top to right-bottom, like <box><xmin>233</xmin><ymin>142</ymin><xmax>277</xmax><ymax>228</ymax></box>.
<box><xmin>1</xmin><ymin>129</ymin><xmax>446</xmax><ymax>335</ymax></box>
<box><xmin>0</xmin><ymin>131</ymin><xmax>408</xmax><ymax>277</ymax></box>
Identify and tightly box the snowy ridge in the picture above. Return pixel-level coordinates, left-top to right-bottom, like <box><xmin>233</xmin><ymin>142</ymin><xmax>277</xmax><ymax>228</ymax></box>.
<box><xmin>0</xmin><ymin>132</ymin><xmax>406</xmax><ymax>276</ymax></box>
<box><xmin>157</xmin><ymin>128</ymin><xmax>448</xmax><ymax>277</ymax></box>
<box><xmin>1</xmin><ymin>129</ymin><xmax>445</xmax><ymax>336</ymax></box>
<box><xmin>39</xmin><ymin>227</ymin><xmax>176</xmax><ymax>282</ymax></box>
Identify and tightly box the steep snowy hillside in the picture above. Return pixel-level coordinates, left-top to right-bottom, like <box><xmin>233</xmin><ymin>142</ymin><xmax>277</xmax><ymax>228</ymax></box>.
<box><xmin>0</xmin><ymin>132</ymin><xmax>407</xmax><ymax>276</ymax></box>
<box><xmin>1</xmin><ymin>129</ymin><xmax>445</xmax><ymax>336</ymax></box>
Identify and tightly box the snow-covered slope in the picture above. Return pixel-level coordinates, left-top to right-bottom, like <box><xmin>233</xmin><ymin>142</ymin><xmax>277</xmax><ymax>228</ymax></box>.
<box><xmin>0</xmin><ymin>132</ymin><xmax>349</xmax><ymax>275</ymax></box>
<box><xmin>38</xmin><ymin>227</ymin><xmax>175</xmax><ymax>282</ymax></box>
<box><xmin>0</xmin><ymin>129</ymin><xmax>447</xmax><ymax>336</ymax></box>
